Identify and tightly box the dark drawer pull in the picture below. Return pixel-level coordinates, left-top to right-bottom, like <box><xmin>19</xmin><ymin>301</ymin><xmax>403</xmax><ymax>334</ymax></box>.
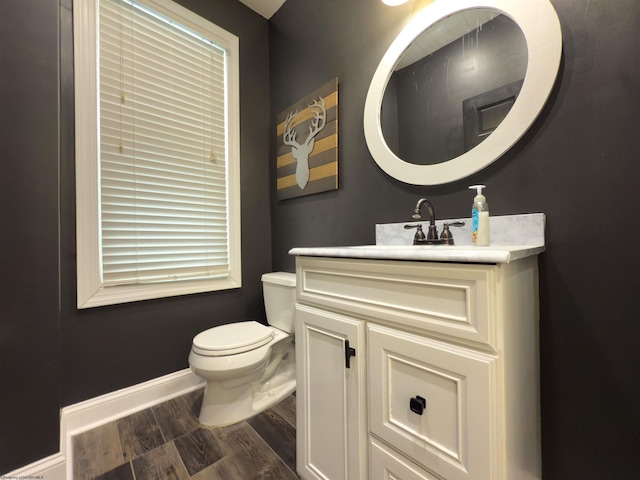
<box><xmin>410</xmin><ymin>395</ymin><xmax>427</xmax><ymax>415</ymax></box>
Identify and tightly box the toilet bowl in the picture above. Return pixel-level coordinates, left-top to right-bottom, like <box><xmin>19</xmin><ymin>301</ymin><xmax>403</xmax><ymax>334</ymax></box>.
<box><xmin>188</xmin><ymin>272</ymin><xmax>297</xmax><ymax>427</ymax></box>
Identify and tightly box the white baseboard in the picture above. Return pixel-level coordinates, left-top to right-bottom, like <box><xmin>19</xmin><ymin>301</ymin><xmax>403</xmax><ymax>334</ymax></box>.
<box><xmin>5</xmin><ymin>368</ymin><xmax>204</xmax><ymax>479</ymax></box>
<box><xmin>4</xmin><ymin>453</ymin><xmax>66</xmax><ymax>479</ymax></box>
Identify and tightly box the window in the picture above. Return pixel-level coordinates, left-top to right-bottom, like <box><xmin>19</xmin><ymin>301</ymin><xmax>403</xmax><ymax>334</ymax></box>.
<box><xmin>74</xmin><ymin>0</ymin><xmax>241</xmax><ymax>308</ymax></box>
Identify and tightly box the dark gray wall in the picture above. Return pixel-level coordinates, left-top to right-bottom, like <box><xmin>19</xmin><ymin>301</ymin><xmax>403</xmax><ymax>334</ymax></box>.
<box><xmin>269</xmin><ymin>0</ymin><xmax>640</xmax><ymax>478</ymax></box>
<box><xmin>1</xmin><ymin>0</ymin><xmax>270</xmax><ymax>473</ymax></box>
<box><xmin>0</xmin><ymin>0</ymin><xmax>61</xmax><ymax>470</ymax></box>
<box><xmin>60</xmin><ymin>0</ymin><xmax>271</xmax><ymax>407</ymax></box>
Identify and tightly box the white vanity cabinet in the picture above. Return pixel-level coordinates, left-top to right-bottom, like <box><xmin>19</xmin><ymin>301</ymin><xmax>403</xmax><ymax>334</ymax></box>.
<box><xmin>294</xmin><ymin>254</ymin><xmax>541</xmax><ymax>480</ymax></box>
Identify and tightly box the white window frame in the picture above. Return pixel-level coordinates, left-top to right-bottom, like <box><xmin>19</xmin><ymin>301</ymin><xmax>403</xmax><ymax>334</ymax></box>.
<box><xmin>74</xmin><ymin>0</ymin><xmax>241</xmax><ymax>309</ymax></box>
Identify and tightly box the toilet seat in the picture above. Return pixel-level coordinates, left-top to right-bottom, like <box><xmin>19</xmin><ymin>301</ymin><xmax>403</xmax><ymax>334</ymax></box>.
<box><xmin>192</xmin><ymin>321</ymin><xmax>275</xmax><ymax>356</ymax></box>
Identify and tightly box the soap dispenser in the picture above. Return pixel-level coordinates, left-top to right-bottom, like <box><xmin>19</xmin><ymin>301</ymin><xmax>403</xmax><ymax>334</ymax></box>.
<box><xmin>469</xmin><ymin>185</ymin><xmax>490</xmax><ymax>246</ymax></box>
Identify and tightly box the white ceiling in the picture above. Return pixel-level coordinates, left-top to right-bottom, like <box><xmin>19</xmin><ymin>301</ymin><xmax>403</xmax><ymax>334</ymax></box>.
<box><xmin>236</xmin><ymin>0</ymin><xmax>287</xmax><ymax>19</ymax></box>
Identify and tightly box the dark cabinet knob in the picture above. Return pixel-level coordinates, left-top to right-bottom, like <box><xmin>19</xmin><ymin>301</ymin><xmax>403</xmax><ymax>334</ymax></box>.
<box><xmin>410</xmin><ymin>395</ymin><xmax>427</xmax><ymax>415</ymax></box>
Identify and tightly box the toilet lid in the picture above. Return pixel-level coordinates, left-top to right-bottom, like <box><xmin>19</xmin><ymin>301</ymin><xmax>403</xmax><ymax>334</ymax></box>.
<box><xmin>192</xmin><ymin>321</ymin><xmax>274</xmax><ymax>356</ymax></box>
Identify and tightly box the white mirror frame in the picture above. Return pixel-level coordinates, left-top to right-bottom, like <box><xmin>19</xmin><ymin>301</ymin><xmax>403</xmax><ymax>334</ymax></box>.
<box><xmin>364</xmin><ymin>0</ymin><xmax>562</xmax><ymax>185</ymax></box>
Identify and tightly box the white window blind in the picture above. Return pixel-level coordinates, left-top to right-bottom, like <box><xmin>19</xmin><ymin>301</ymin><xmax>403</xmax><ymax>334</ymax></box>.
<box><xmin>99</xmin><ymin>0</ymin><xmax>230</xmax><ymax>286</ymax></box>
<box><xmin>74</xmin><ymin>0</ymin><xmax>240</xmax><ymax>308</ymax></box>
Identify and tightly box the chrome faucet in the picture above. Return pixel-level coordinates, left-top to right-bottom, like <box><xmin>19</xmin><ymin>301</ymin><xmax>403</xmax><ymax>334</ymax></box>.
<box><xmin>405</xmin><ymin>198</ymin><xmax>464</xmax><ymax>245</ymax></box>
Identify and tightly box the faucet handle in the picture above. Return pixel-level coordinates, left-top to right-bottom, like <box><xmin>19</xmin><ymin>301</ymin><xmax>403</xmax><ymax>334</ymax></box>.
<box><xmin>406</xmin><ymin>222</ymin><xmax>438</xmax><ymax>240</ymax></box>
<box><xmin>404</xmin><ymin>224</ymin><xmax>426</xmax><ymax>245</ymax></box>
<box><xmin>446</xmin><ymin>221</ymin><xmax>465</xmax><ymax>228</ymax></box>
<box><xmin>440</xmin><ymin>221</ymin><xmax>465</xmax><ymax>245</ymax></box>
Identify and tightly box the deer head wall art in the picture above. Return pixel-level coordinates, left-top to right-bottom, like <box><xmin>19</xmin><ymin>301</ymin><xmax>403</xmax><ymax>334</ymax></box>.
<box><xmin>283</xmin><ymin>96</ymin><xmax>326</xmax><ymax>190</ymax></box>
<box><xmin>276</xmin><ymin>78</ymin><xmax>338</xmax><ymax>200</ymax></box>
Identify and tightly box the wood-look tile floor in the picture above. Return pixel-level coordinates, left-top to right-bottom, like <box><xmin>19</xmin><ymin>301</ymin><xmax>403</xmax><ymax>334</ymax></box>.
<box><xmin>72</xmin><ymin>388</ymin><xmax>299</xmax><ymax>480</ymax></box>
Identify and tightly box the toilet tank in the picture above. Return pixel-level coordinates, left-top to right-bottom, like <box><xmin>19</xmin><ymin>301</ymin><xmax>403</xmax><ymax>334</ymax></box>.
<box><xmin>261</xmin><ymin>272</ymin><xmax>297</xmax><ymax>334</ymax></box>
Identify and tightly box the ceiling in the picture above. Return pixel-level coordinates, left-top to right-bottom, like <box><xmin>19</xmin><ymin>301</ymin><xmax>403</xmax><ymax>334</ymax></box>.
<box><xmin>236</xmin><ymin>0</ymin><xmax>287</xmax><ymax>19</ymax></box>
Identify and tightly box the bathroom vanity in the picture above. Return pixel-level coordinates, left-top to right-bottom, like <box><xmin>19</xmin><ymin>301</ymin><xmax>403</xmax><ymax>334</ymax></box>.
<box><xmin>291</xmin><ymin>241</ymin><xmax>543</xmax><ymax>480</ymax></box>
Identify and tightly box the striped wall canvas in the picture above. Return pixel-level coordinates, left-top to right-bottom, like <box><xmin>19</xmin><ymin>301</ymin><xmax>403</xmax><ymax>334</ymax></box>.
<box><xmin>276</xmin><ymin>78</ymin><xmax>338</xmax><ymax>200</ymax></box>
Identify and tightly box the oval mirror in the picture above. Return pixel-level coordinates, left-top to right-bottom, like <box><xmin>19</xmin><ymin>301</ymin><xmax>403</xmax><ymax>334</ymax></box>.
<box><xmin>364</xmin><ymin>0</ymin><xmax>562</xmax><ymax>185</ymax></box>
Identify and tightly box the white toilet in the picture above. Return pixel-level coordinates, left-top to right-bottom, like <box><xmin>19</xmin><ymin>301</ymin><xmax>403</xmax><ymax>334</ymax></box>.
<box><xmin>188</xmin><ymin>272</ymin><xmax>297</xmax><ymax>427</ymax></box>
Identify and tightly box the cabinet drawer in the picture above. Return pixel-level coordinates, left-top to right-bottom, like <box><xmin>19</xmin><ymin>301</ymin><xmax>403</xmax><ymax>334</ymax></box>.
<box><xmin>368</xmin><ymin>324</ymin><xmax>496</xmax><ymax>480</ymax></box>
<box><xmin>297</xmin><ymin>256</ymin><xmax>496</xmax><ymax>349</ymax></box>
<box><xmin>370</xmin><ymin>437</ymin><xmax>440</xmax><ymax>480</ymax></box>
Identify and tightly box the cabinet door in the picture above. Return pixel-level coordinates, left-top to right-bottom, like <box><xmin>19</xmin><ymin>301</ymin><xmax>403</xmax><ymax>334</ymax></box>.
<box><xmin>295</xmin><ymin>304</ymin><xmax>367</xmax><ymax>480</ymax></box>
<box><xmin>369</xmin><ymin>324</ymin><xmax>496</xmax><ymax>480</ymax></box>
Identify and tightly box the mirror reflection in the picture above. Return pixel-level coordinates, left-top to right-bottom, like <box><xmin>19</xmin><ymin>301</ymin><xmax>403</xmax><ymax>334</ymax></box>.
<box><xmin>381</xmin><ymin>9</ymin><xmax>528</xmax><ymax>165</ymax></box>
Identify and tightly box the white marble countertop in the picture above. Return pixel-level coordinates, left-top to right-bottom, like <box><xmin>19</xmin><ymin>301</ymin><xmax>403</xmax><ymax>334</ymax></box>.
<box><xmin>289</xmin><ymin>213</ymin><xmax>545</xmax><ymax>264</ymax></box>
<box><xmin>288</xmin><ymin>244</ymin><xmax>545</xmax><ymax>264</ymax></box>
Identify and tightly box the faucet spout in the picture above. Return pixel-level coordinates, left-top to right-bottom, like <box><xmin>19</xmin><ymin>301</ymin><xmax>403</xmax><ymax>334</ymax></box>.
<box><xmin>412</xmin><ymin>198</ymin><xmax>438</xmax><ymax>240</ymax></box>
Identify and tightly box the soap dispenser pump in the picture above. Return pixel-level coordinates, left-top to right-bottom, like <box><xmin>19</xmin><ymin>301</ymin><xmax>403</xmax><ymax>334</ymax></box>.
<box><xmin>469</xmin><ymin>185</ymin><xmax>490</xmax><ymax>246</ymax></box>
